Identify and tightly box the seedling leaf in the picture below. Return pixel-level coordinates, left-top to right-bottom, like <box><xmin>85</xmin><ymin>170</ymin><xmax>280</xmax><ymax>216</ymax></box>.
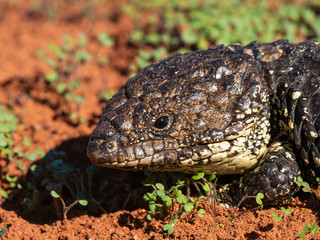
<box><xmin>184</xmin><ymin>202</ymin><xmax>194</xmax><ymax>211</ymax></box>
<box><xmin>163</xmin><ymin>224</ymin><xmax>174</xmax><ymax>234</ymax></box>
<box><xmin>45</xmin><ymin>71</ymin><xmax>59</xmax><ymax>82</ymax></box>
<box><xmin>192</xmin><ymin>172</ymin><xmax>204</xmax><ymax>180</ymax></box>
<box><xmin>310</xmin><ymin>222</ymin><xmax>319</xmax><ymax>235</ymax></box>
<box><xmin>197</xmin><ymin>208</ymin><xmax>206</xmax><ymax>217</ymax></box>
<box><xmin>98</xmin><ymin>32</ymin><xmax>115</xmax><ymax>46</ymax></box>
<box><xmin>155</xmin><ymin>183</ymin><xmax>164</xmax><ymax>190</ymax></box>
<box><xmin>51</xmin><ymin>190</ymin><xmax>60</xmax><ymax>198</ymax></box>
<box><xmin>256</xmin><ymin>192</ymin><xmax>264</xmax><ymax>205</ymax></box>
<box><xmin>271</xmin><ymin>212</ymin><xmax>281</xmax><ymax>221</ymax></box>
<box><xmin>0</xmin><ymin>227</ymin><xmax>8</xmax><ymax>235</ymax></box>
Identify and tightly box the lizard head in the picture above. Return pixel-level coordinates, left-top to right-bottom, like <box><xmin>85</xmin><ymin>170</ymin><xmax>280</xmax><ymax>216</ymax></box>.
<box><xmin>87</xmin><ymin>45</ymin><xmax>270</xmax><ymax>174</ymax></box>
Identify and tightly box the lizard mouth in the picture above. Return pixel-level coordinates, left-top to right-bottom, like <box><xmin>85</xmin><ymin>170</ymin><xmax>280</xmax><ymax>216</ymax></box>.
<box><xmin>87</xmin><ymin>131</ymin><xmax>268</xmax><ymax>174</ymax></box>
<box><xmin>87</xmin><ymin>136</ymin><xmax>180</xmax><ymax>170</ymax></box>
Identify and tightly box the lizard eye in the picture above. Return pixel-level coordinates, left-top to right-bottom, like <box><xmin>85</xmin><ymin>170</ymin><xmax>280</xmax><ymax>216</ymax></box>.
<box><xmin>154</xmin><ymin>116</ymin><xmax>169</xmax><ymax>129</ymax></box>
<box><xmin>152</xmin><ymin>114</ymin><xmax>175</xmax><ymax>132</ymax></box>
<box><xmin>150</xmin><ymin>113</ymin><xmax>175</xmax><ymax>133</ymax></box>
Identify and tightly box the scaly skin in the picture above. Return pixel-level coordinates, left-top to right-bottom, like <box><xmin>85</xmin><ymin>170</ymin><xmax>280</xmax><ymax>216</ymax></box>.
<box><xmin>87</xmin><ymin>40</ymin><xmax>320</xmax><ymax>205</ymax></box>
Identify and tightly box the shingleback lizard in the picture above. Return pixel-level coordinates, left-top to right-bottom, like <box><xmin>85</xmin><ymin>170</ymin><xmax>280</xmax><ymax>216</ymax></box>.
<box><xmin>87</xmin><ymin>40</ymin><xmax>320</xmax><ymax>205</ymax></box>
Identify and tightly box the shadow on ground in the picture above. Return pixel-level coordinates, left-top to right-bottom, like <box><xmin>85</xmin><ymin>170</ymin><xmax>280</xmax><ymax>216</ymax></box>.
<box><xmin>1</xmin><ymin>135</ymin><xmax>147</xmax><ymax>225</ymax></box>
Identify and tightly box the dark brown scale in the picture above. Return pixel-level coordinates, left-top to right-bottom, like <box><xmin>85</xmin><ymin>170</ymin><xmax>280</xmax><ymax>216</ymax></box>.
<box><xmin>88</xmin><ymin>40</ymin><xmax>320</xmax><ymax>206</ymax></box>
<box><xmin>250</xmin><ymin>40</ymin><xmax>320</xmax><ymax>178</ymax></box>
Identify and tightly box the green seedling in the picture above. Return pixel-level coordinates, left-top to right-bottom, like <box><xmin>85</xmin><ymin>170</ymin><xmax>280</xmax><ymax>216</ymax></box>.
<box><xmin>0</xmin><ymin>227</ymin><xmax>8</xmax><ymax>240</ymax></box>
<box><xmin>37</xmin><ymin>30</ymin><xmax>116</xmax><ymax>124</ymax></box>
<box><xmin>271</xmin><ymin>207</ymin><xmax>292</xmax><ymax>222</ymax></box>
<box><xmin>0</xmin><ymin>104</ymin><xmax>18</xmax><ymax>152</ymax></box>
<box><xmin>20</xmin><ymin>181</ymin><xmax>40</xmax><ymax>213</ymax></box>
<box><xmin>192</xmin><ymin>171</ymin><xmax>217</xmax><ymax>214</ymax></box>
<box><xmin>124</xmin><ymin>0</ymin><xmax>320</xmax><ymax>80</ymax></box>
<box><xmin>217</xmin><ymin>223</ymin><xmax>224</xmax><ymax>228</ymax></box>
<box><xmin>5</xmin><ymin>174</ymin><xmax>19</xmax><ymax>189</ymax></box>
<box><xmin>98</xmin><ymin>32</ymin><xmax>115</xmax><ymax>47</ymax></box>
<box><xmin>255</xmin><ymin>192</ymin><xmax>264</xmax><ymax>211</ymax></box>
<box><xmin>98</xmin><ymin>90</ymin><xmax>115</xmax><ymax>101</ymax></box>
<box><xmin>129</xmin><ymin>47</ymin><xmax>168</xmax><ymax>76</ymax></box>
<box><xmin>142</xmin><ymin>171</ymin><xmax>216</xmax><ymax>234</ymax></box>
<box><xmin>231</xmin><ymin>192</ymin><xmax>265</xmax><ymax>220</ymax></box>
<box><xmin>26</xmin><ymin>149</ymin><xmax>106</xmax><ymax>219</ymax></box>
<box><xmin>0</xmin><ymin>190</ymin><xmax>9</xmax><ymax>200</ymax></box>
<box><xmin>44</xmin><ymin>173</ymin><xmax>88</xmax><ymax>220</ymax></box>
<box><xmin>271</xmin><ymin>207</ymin><xmax>292</xmax><ymax>238</ymax></box>
<box><xmin>0</xmin><ymin>104</ymin><xmax>44</xmax><ymax>177</ymax></box>
<box><xmin>69</xmin><ymin>112</ymin><xmax>86</xmax><ymax>124</ymax></box>
<box><xmin>295</xmin><ymin>176</ymin><xmax>320</xmax><ymax>199</ymax></box>
<box><xmin>299</xmin><ymin>222</ymin><xmax>319</xmax><ymax>238</ymax></box>
<box><xmin>125</xmin><ymin>0</ymin><xmax>320</xmax><ymax>49</ymax></box>
<box><xmin>97</xmin><ymin>55</ymin><xmax>109</xmax><ymax>66</ymax></box>
<box><xmin>295</xmin><ymin>176</ymin><xmax>312</xmax><ymax>193</ymax></box>
<box><xmin>49</xmin><ymin>188</ymin><xmax>88</xmax><ymax>220</ymax></box>
<box><xmin>36</xmin><ymin>33</ymin><xmax>91</xmax><ymax>124</ymax></box>
<box><xmin>96</xmin><ymin>32</ymin><xmax>114</xmax><ymax>66</ymax></box>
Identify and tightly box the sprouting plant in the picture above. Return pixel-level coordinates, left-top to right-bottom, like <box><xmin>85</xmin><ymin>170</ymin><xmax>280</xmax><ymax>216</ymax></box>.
<box><xmin>271</xmin><ymin>207</ymin><xmax>292</xmax><ymax>222</ymax></box>
<box><xmin>26</xmin><ymin>149</ymin><xmax>106</xmax><ymax>219</ymax></box>
<box><xmin>217</xmin><ymin>223</ymin><xmax>224</xmax><ymax>228</ymax></box>
<box><xmin>129</xmin><ymin>47</ymin><xmax>168</xmax><ymax>76</ymax></box>
<box><xmin>123</xmin><ymin>0</ymin><xmax>320</xmax><ymax>79</ymax></box>
<box><xmin>48</xmin><ymin>187</ymin><xmax>88</xmax><ymax>220</ymax></box>
<box><xmin>98</xmin><ymin>90</ymin><xmax>115</xmax><ymax>101</ymax></box>
<box><xmin>28</xmin><ymin>0</ymin><xmax>99</xmax><ymax>21</ymax></box>
<box><xmin>19</xmin><ymin>166</ymin><xmax>43</xmax><ymax>213</ymax></box>
<box><xmin>255</xmin><ymin>192</ymin><xmax>264</xmax><ymax>211</ymax></box>
<box><xmin>230</xmin><ymin>192</ymin><xmax>265</xmax><ymax>220</ymax></box>
<box><xmin>94</xmin><ymin>32</ymin><xmax>115</xmax><ymax>66</ymax></box>
<box><xmin>271</xmin><ymin>207</ymin><xmax>293</xmax><ymax>238</ymax></box>
<box><xmin>40</xmin><ymin>150</ymin><xmax>88</xmax><ymax>219</ymax></box>
<box><xmin>0</xmin><ymin>190</ymin><xmax>8</xmax><ymax>200</ymax></box>
<box><xmin>5</xmin><ymin>174</ymin><xmax>20</xmax><ymax>189</ymax></box>
<box><xmin>126</xmin><ymin>0</ymin><xmax>320</xmax><ymax>49</ymax></box>
<box><xmin>36</xmin><ymin>33</ymin><xmax>92</xmax><ymax>124</ymax></box>
<box><xmin>0</xmin><ymin>105</ymin><xmax>18</xmax><ymax>162</ymax></box>
<box><xmin>36</xmin><ymin>30</ymin><xmax>116</xmax><ymax>124</ymax></box>
<box><xmin>295</xmin><ymin>176</ymin><xmax>320</xmax><ymax>199</ymax></box>
<box><xmin>0</xmin><ymin>227</ymin><xmax>8</xmax><ymax>240</ymax></box>
<box><xmin>142</xmin><ymin>171</ymin><xmax>216</xmax><ymax>234</ymax></box>
<box><xmin>191</xmin><ymin>171</ymin><xmax>217</xmax><ymax>214</ymax></box>
<box><xmin>299</xmin><ymin>222</ymin><xmax>319</xmax><ymax>238</ymax></box>
<box><xmin>98</xmin><ymin>32</ymin><xmax>115</xmax><ymax>47</ymax></box>
<box><xmin>295</xmin><ymin>176</ymin><xmax>312</xmax><ymax>193</ymax></box>
<box><xmin>0</xmin><ymin>104</ymin><xmax>44</xmax><ymax>173</ymax></box>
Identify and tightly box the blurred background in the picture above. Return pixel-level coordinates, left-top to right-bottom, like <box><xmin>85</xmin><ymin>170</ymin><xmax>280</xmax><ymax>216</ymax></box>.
<box><xmin>1</xmin><ymin>0</ymin><xmax>320</xmax><ymax>84</ymax></box>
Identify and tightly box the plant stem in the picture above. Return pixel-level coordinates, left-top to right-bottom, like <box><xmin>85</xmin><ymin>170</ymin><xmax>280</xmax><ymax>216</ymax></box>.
<box><xmin>59</xmin><ymin>196</ymin><xmax>79</xmax><ymax>220</ymax></box>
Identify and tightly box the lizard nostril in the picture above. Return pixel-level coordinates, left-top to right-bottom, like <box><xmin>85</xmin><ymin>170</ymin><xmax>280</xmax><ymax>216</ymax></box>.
<box><xmin>106</xmin><ymin>141</ymin><xmax>118</xmax><ymax>152</ymax></box>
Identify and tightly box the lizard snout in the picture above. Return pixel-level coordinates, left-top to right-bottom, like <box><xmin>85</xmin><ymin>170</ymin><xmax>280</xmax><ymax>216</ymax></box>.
<box><xmin>87</xmin><ymin>137</ymin><xmax>120</xmax><ymax>165</ymax></box>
